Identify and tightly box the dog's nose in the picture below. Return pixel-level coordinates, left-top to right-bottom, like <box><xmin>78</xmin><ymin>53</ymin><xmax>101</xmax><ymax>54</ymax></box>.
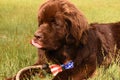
<box><xmin>34</xmin><ymin>32</ymin><xmax>44</xmax><ymax>39</ymax></box>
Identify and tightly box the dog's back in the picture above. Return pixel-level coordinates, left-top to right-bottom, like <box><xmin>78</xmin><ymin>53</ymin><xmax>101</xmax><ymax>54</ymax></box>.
<box><xmin>91</xmin><ymin>22</ymin><xmax>120</xmax><ymax>49</ymax></box>
<box><xmin>110</xmin><ymin>22</ymin><xmax>120</xmax><ymax>49</ymax></box>
<box><xmin>90</xmin><ymin>22</ymin><xmax>120</xmax><ymax>65</ymax></box>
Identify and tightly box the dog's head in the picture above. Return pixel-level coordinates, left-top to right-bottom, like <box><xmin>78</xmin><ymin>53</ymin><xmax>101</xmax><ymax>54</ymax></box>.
<box><xmin>32</xmin><ymin>0</ymin><xmax>89</xmax><ymax>51</ymax></box>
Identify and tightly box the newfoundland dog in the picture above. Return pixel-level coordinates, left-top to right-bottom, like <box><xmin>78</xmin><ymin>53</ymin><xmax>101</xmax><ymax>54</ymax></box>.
<box><xmin>6</xmin><ymin>0</ymin><xmax>120</xmax><ymax>80</ymax></box>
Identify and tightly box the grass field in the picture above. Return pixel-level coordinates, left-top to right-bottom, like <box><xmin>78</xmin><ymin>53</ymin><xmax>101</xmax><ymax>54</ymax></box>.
<box><xmin>0</xmin><ymin>0</ymin><xmax>120</xmax><ymax>80</ymax></box>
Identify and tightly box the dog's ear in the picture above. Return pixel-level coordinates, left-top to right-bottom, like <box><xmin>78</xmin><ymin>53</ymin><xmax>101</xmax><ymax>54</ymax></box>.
<box><xmin>65</xmin><ymin>18</ymin><xmax>76</xmax><ymax>45</ymax></box>
<box><xmin>63</xmin><ymin>2</ymin><xmax>89</xmax><ymax>45</ymax></box>
<box><xmin>64</xmin><ymin>14</ymin><xmax>89</xmax><ymax>46</ymax></box>
<box><xmin>65</xmin><ymin>17</ymin><xmax>88</xmax><ymax>46</ymax></box>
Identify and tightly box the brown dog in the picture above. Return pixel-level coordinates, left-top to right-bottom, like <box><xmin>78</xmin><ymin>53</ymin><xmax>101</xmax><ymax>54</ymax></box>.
<box><xmin>32</xmin><ymin>0</ymin><xmax>120</xmax><ymax>80</ymax></box>
<box><xmin>6</xmin><ymin>0</ymin><xmax>120</xmax><ymax>80</ymax></box>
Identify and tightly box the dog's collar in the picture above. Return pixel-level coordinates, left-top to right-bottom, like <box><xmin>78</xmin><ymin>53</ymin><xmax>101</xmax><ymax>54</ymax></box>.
<box><xmin>61</xmin><ymin>60</ymin><xmax>74</xmax><ymax>70</ymax></box>
<box><xmin>42</xmin><ymin>60</ymin><xmax>74</xmax><ymax>76</ymax></box>
<box><xmin>42</xmin><ymin>61</ymin><xmax>74</xmax><ymax>76</ymax></box>
<box><xmin>50</xmin><ymin>61</ymin><xmax>74</xmax><ymax>76</ymax></box>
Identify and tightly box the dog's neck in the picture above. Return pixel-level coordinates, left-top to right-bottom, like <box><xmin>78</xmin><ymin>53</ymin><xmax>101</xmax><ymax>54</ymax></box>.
<box><xmin>44</xmin><ymin>45</ymin><xmax>78</xmax><ymax>64</ymax></box>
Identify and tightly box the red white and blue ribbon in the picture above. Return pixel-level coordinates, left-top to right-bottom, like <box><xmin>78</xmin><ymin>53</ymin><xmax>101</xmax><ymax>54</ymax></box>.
<box><xmin>49</xmin><ymin>61</ymin><xmax>74</xmax><ymax>76</ymax></box>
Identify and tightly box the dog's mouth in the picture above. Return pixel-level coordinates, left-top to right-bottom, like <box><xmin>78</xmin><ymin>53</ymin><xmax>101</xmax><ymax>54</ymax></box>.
<box><xmin>31</xmin><ymin>39</ymin><xmax>61</xmax><ymax>50</ymax></box>
<box><xmin>31</xmin><ymin>39</ymin><xmax>44</xmax><ymax>49</ymax></box>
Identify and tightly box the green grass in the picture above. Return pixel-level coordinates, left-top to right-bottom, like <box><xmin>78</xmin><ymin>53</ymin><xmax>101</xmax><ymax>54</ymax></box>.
<box><xmin>0</xmin><ymin>0</ymin><xmax>120</xmax><ymax>80</ymax></box>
